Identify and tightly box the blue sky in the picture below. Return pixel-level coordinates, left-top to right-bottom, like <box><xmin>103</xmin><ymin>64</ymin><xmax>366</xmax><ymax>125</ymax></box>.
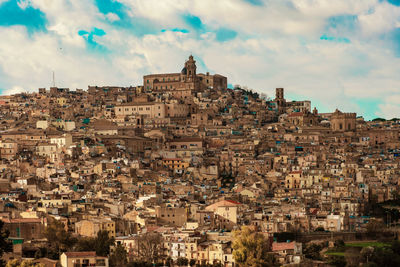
<box><xmin>0</xmin><ymin>0</ymin><xmax>400</xmax><ymax>120</ymax></box>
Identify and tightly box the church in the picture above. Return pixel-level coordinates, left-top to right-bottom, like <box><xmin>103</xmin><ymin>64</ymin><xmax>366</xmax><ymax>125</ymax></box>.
<box><xmin>143</xmin><ymin>55</ymin><xmax>227</xmax><ymax>99</ymax></box>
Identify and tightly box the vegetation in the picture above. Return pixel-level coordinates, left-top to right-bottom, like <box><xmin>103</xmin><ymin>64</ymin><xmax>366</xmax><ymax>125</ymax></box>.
<box><xmin>345</xmin><ymin>242</ymin><xmax>390</xmax><ymax>248</ymax></box>
<box><xmin>304</xmin><ymin>243</ymin><xmax>324</xmax><ymax>260</ymax></box>
<box><xmin>0</xmin><ymin>221</ymin><xmax>11</xmax><ymax>267</ymax></box>
<box><xmin>323</xmin><ymin>240</ymin><xmax>400</xmax><ymax>267</ymax></box>
<box><xmin>5</xmin><ymin>260</ymin><xmax>44</xmax><ymax>267</ymax></box>
<box><xmin>136</xmin><ymin>232</ymin><xmax>164</xmax><ymax>264</ymax></box>
<box><xmin>109</xmin><ymin>243</ymin><xmax>128</xmax><ymax>267</ymax></box>
<box><xmin>372</xmin><ymin>118</ymin><xmax>386</xmax><ymax>122</ymax></box>
<box><xmin>232</xmin><ymin>226</ymin><xmax>276</xmax><ymax>267</ymax></box>
<box><xmin>176</xmin><ymin>257</ymin><xmax>189</xmax><ymax>266</ymax></box>
<box><xmin>44</xmin><ymin>218</ymin><xmax>77</xmax><ymax>256</ymax></box>
<box><xmin>75</xmin><ymin>230</ymin><xmax>115</xmax><ymax>257</ymax></box>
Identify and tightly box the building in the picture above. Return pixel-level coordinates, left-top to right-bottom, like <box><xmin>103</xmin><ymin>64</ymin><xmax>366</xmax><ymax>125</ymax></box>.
<box><xmin>330</xmin><ymin>109</ymin><xmax>357</xmax><ymax>132</ymax></box>
<box><xmin>60</xmin><ymin>252</ymin><xmax>108</xmax><ymax>267</ymax></box>
<box><xmin>143</xmin><ymin>55</ymin><xmax>227</xmax><ymax>98</ymax></box>
<box><xmin>155</xmin><ymin>205</ymin><xmax>188</xmax><ymax>227</ymax></box>
<box><xmin>75</xmin><ymin>218</ymin><xmax>116</xmax><ymax>238</ymax></box>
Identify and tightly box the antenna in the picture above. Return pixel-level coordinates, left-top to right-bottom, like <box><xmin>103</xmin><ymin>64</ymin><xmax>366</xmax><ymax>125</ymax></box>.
<box><xmin>52</xmin><ymin>71</ymin><xmax>56</xmax><ymax>87</ymax></box>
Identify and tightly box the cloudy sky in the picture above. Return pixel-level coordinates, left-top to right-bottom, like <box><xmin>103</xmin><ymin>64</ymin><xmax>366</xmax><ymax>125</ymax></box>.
<box><xmin>0</xmin><ymin>0</ymin><xmax>400</xmax><ymax>120</ymax></box>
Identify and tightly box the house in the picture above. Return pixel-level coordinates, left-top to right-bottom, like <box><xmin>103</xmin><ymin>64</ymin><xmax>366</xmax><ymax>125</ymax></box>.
<box><xmin>60</xmin><ymin>252</ymin><xmax>108</xmax><ymax>267</ymax></box>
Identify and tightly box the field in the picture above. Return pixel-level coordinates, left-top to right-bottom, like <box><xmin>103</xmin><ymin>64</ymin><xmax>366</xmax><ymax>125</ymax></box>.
<box><xmin>325</xmin><ymin>241</ymin><xmax>390</xmax><ymax>257</ymax></box>
<box><xmin>345</xmin><ymin>241</ymin><xmax>390</xmax><ymax>248</ymax></box>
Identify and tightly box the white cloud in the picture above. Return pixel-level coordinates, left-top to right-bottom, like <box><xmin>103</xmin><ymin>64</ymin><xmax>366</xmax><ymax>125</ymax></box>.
<box><xmin>105</xmin><ymin>12</ymin><xmax>120</xmax><ymax>22</ymax></box>
<box><xmin>17</xmin><ymin>0</ymin><xmax>30</xmax><ymax>10</ymax></box>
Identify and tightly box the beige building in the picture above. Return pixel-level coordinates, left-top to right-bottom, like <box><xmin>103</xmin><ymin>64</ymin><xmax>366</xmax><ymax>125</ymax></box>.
<box><xmin>75</xmin><ymin>218</ymin><xmax>116</xmax><ymax>238</ymax></box>
<box><xmin>206</xmin><ymin>200</ymin><xmax>240</xmax><ymax>229</ymax></box>
<box><xmin>60</xmin><ymin>252</ymin><xmax>108</xmax><ymax>267</ymax></box>
<box><xmin>115</xmin><ymin>102</ymin><xmax>166</xmax><ymax>119</ymax></box>
<box><xmin>35</xmin><ymin>142</ymin><xmax>59</xmax><ymax>162</ymax></box>
<box><xmin>0</xmin><ymin>140</ymin><xmax>18</xmax><ymax>160</ymax></box>
<box><xmin>155</xmin><ymin>205</ymin><xmax>188</xmax><ymax>227</ymax></box>
<box><xmin>330</xmin><ymin>109</ymin><xmax>356</xmax><ymax>132</ymax></box>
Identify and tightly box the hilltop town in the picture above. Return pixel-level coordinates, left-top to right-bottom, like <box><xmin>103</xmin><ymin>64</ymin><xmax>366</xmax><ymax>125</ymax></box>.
<box><xmin>1</xmin><ymin>56</ymin><xmax>400</xmax><ymax>267</ymax></box>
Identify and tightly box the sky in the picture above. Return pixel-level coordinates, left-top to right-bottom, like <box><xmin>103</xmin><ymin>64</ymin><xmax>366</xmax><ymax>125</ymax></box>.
<box><xmin>0</xmin><ymin>0</ymin><xmax>400</xmax><ymax>120</ymax></box>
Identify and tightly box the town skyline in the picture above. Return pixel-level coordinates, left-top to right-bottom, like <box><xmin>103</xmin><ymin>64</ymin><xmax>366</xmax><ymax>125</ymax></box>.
<box><xmin>1</xmin><ymin>51</ymin><xmax>400</xmax><ymax>267</ymax></box>
<box><xmin>1</xmin><ymin>0</ymin><xmax>400</xmax><ymax>120</ymax></box>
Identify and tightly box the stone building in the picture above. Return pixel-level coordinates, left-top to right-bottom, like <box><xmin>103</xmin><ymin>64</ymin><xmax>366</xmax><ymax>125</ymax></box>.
<box><xmin>330</xmin><ymin>109</ymin><xmax>356</xmax><ymax>132</ymax></box>
<box><xmin>143</xmin><ymin>55</ymin><xmax>227</xmax><ymax>99</ymax></box>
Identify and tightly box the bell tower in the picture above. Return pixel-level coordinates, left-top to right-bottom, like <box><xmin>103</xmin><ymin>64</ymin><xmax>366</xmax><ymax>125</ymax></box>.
<box><xmin>185</xmin><ymin>55</ymin><xmax>197</xmax><ymax>81</ymax></box>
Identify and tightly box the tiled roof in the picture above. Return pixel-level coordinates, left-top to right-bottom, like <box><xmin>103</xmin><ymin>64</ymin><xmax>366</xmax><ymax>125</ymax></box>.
<box><xmin>272</xmin><ymin>242</ymin><xmax>295</xmax><ymax>251</ymax></box>
<box><xmin>64</xmin><ymin>251</ymin><xmax>96</xmax><ymax>258</ymax></box>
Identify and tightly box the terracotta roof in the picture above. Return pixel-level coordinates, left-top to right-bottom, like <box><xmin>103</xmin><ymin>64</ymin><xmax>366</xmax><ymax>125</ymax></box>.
<box><xmin>64</xmin><ymin>251</ymin><xmax>96</xmax><ymax>258</ymax></box>
<box><xmin>272</xmin><ymin>242</ymin><xmax>295</xmax><ymax>251</ymax></box>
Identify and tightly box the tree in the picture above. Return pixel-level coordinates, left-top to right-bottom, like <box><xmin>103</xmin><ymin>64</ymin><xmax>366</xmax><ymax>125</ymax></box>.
<box><xmin>176</xmin><ymin>257</ymin><xmax>188</xmax><ymax>266</ymax></box>
<box><xmin>232</xmin><ymin>226</ymin><xmax>275</xmax><ymax>267</ymax></box>
<box><xmin>44</xmin><ymin>218</ymin><xmax>76</xmax><ymax>255</ymax></box>
<box><xmin>109</xmin><ymin>243</ymin><xmax>128</xmax><ymax>267</ymax></box>
<box><xmin>0</xmin><ymin>221</ymin><xmax>11</xmax><ymax>267</ymax></box>
<box><xmin>328</xmin><ymin>255</ymin><xmax>346</xmax><ymax>267</ymax></box>
<box><xmin>94</xmin><ymin>230</ymin><xmax>114</xmax><ymax>257</ymax></box>
<box><xmin>6</xmin><ymin>260</ymin><xmax>45</xmax><ymax>267</ymax></box>
<box><xmin>137</xmin><ymin>232</ymin><xmax>164</xmax><ymax>264</ymax></box>
<box><xmin>75</xmin><ymin>230</ymin><xmax>114</xmax><ymax>257</ymax></box>
<box><xmin>303</xmin><ymin>243</ymin><xmax>323</xmax><ymax>260</ymax></box>
<box><xmin>366</xmin><ymin>219</ymin><xmax>385</xmax><ymax>239</ymax></box>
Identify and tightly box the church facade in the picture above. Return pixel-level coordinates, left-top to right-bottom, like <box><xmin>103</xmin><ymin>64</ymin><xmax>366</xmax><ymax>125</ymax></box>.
<box><xmin>143</xmin><ymin>55</ymin><xmax>227</xmax><ymax>99</ymax></box>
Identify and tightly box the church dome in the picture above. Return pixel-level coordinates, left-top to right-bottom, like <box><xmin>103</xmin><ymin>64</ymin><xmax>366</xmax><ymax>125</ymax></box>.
<box><xmin>181</xmin><ymin>67</ymin><xmax>187</xmax><ymax>74</ymax></box>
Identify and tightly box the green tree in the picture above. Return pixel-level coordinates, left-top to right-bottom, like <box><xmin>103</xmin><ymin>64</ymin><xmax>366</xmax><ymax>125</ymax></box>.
<box><xmin>366</xmin><ymin>219</ymin><xmax>385</xmax><ymax>239</ymax></box>
<box><xmin>109</xmin><ymin>243</ymin><xmax>128</xmax><ymax>267</ymax></box>
<box><xmin>176</xmin><ymin>257</ymin><xmax>188</xmax><ymax>266</ymax></box>
<box><xmin>232</xmin><ymin>226</ymin><xmax>275</xmax><ymax>267</ymax></box>
<box><xmin>303</xmin><ymin>243</ymin><xmax>323</xmax><ymax>260</ymax></box>
<box><xmin>44</xmin><ymin>218</ymin><xmax>77</xmax><ymax>255</ymax></box>
<box><xmin>6</xmin><ymin>260</ymin><xmax>45</xmax><ymax>267</ymax></box>
<box><xmin>75</xmin><ymin>237</ymin><xmax>96</xmax><ymax>252</ymax></box>
<box><xmin>75</xmin><ymin>230</ymin><xmax>114</xmax><ymax>257</ymax></box>
<box><xmin>328</xmin><ymin>255</ymin><xmax>346</xmax><ymax>267</ymax></box>
<box><xmin>372</xmin><ymin>118</ymin><xmax>386</xmax><ymax>122</ymax></box>
<box><xmin>94</xmin><ymin>230</ymin><xmax>114</xmax><ymax>257</ymax></box>
<box><xmin>0</xmin><ymin>221</ymin><xmax>11</xmax><ymax>267</ymax></box>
